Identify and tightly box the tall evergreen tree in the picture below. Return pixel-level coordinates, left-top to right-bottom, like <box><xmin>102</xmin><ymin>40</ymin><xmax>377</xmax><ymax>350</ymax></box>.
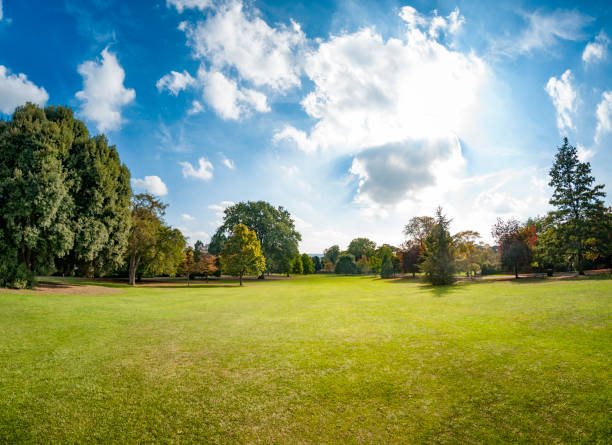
<box><xmin>420</xmin><ymin>207</ymin><xmax>456</xmax><ymax>285</ymax></box>
<box><xmin>548</xmin><ymin>138</ymin><xmax>607</xmax><ymax>274</ymax></box>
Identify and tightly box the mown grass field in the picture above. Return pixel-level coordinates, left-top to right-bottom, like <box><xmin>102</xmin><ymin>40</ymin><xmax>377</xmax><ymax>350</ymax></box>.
<box><xmin>0</xmin><ymin>275</ymin><xmax>610</xmax><ymax>443</ymax></box>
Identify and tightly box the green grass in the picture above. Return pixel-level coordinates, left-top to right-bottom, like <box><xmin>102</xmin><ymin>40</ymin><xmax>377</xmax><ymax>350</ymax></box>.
<box><xmin>1</xmin><ymin>275</ymin><xmax>610</xmax><ymax>443</ymax></box>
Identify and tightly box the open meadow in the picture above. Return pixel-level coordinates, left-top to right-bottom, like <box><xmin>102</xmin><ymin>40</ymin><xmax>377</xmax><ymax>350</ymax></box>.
<box><xmin>1</xmin><ymin>275</ymin><xmax>610</xmax><ymax>443</ymax></box>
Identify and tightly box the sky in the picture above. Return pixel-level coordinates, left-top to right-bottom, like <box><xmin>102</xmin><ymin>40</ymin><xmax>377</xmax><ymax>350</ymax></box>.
<box><xmin>1</xmin><ymin>0</ymin><xmax>611</xmax><ymax>252</ymax></box>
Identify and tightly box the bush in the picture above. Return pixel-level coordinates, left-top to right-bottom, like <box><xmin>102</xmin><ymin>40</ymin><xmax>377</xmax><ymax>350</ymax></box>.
<box><xmin>335</xmin><ymin>254</ymin><xmax>358</xmax><ymax>274</ymax></box>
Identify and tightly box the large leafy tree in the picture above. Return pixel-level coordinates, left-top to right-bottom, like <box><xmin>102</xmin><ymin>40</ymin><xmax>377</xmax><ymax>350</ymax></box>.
<box><xmin>453</xmin><ymin>230</ymin><xmax>482</xmax><ymax>277</ymax></box>
<box><xmin>0</xmin><ymin>104</ymin><xmax>74</xmax><ymax>287</ymax></box>
<box><xmin>334</xmin><ymin>253</ymin><xmax>358</xmax><ymax>274</ymax></box>
<box><xmin>548</xmin><ymin>138</ymin><xmax>607</xmax><ymax>274</ymax></box>
<box><xmin>379</xmin><ymin>246</ymin><xmax>394</xmax><ymax>278</ymax></box>
<box><xmin>209</xmin><ymin>201</ymin><xmax>300</xmax><ymax>276</ymax></box>
<box><xmin>219</xmin><ymin>224</ymin><xmax>266</xmax><ymax>286</ymax></box>
<box><xmin>420</xmin><ymin>207</ymin><xmax>456</xmax><ymax>285</ymax></box>
<box><xmin>400</xmin><ymin>242</ymin><xmax>422</xmax><ymax>278</ymax></box>
<box><xmin>323</xmin><ymin>245</ymin><xmax>341</xmax><ymax>265</ymax></box>
<box><xmin>301</xmin><ymin>253</ymin><xmax>315</xmax><ymax>274</ymax></box>
<box><xmin>491</xmin><ymin>218</ymin><xmax>534</xmax><ymax>279</ymax></box>
<box><xmin>403</xmin><ymin>216</ymin><xmax>435</xmax><ymax>249</ymax></box>
<box><xmin>347</xmin><ymin>238</ymin><xmax>377</xmax><ymax>260</ymax></box>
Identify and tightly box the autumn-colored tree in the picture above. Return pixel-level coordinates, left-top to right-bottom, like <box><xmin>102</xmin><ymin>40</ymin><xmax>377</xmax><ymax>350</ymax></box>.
<box><xmin>219</xmin><ymin>224</ymin><xmax>266</xmax><ymax>286</ymax></box>
<box><xmin>179</xmin><ymin>247</ymin><xmax>197</xmax><ymax>287</ymax></box>
<box><xmin>198</xmin><ymin>252</ymin><xmax>218</xmax><ymax>282</ymax></box>
<box><xmin>492</xmin><ymin>219</ymin><xmax>534</xmax><ymax>279</ymax></box>
<box><xmin>400</xmin><ymin>242</ymin><xmax>422</xmax><ymax>278</ymax></box>
<box><xmin>454</xmin><ymin>230</ymin><xmax>482</xmax><ymax>277</ymax></box>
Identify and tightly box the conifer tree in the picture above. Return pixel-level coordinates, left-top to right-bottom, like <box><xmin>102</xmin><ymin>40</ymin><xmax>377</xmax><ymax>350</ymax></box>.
<box><xmin>420</xmin><ymin>207</ymin><xmax>456</xmax><ymax>285</ymax></box>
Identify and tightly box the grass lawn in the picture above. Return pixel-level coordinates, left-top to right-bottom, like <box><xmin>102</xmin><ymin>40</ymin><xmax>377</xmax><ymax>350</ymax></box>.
<box><xmin>0</xmin><ymin>275</ymin><xmax>610</xmax><ymax>443</ymax></box>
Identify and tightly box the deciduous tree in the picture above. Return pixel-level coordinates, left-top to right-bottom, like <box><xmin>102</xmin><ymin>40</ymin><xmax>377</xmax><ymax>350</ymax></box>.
<box><xmin>219</xmin><ymin>224</ymin><xmax>266</xmax><ymax>286</ymax></box>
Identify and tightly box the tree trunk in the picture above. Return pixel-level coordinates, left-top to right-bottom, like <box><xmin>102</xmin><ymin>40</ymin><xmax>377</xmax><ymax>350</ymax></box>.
<box><xmin>514</xmin><ymin>263</ymin><xmax>518</xmax><ymax>279</ymax></box>
<box><xmin>129</xmin><ymin>254</ymin><xmax>139</xmax><ymax>286</ymax></box>
<box><xmin>412</xmin><ymin>272</ymin><xmax>416</xmax><ymax>278</ymax></box>
<box><xmin>577</xmin><ymin>249</ymin><xmax>585</xmax><ymax>275</ymax></box>
<box><xmin>239</xmin><ymin>273</ymin><xmax>243</xmax><ymax>286</ymax></box>
<box><xmin>187</xmin><ymin>273</ymin><xmax>190</xmax><ymax>287</ymax></box>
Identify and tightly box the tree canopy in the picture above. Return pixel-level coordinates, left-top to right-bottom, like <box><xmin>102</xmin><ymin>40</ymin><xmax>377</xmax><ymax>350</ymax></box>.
<box><xmin>420</xmin><ymin>208</ymin><xmax>456</xmax><ymax>285</ymax></box>
<box><xmin>219</xmin><ymin>224</ymin><xmax>266</xmax><ymax>286</ymax></box>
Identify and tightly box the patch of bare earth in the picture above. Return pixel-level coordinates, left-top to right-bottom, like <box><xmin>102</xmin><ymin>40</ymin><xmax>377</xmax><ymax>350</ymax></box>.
<box><xmin>2</xmin><ymin>281</ymin><xmax>120</xmax><ymax>295</ymax></box>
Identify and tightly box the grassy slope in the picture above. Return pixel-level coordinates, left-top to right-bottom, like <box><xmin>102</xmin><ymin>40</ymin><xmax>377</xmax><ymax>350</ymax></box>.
<box><xmin>0</xmin><ymin>275</ymin><xmax>610</xmax><ymax>444</ymax></box>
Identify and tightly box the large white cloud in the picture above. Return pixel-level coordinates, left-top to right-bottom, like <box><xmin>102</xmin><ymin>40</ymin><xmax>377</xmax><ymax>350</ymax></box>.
<box><xmin>131</xmin><ymin>175</ymin><xmax>168</xmax><ymax>196</ymax></box>
<box><xmin>200</xmin><ymin>70</ymin><xmax>269</xmax><ymax>120</ymax></box>
<box><xmin>156</xmin><ymin>70</ymin><xmax>196</xmax><ymax>95</ymax></box>
<box><xmin>179</xmin><ymin>157</ymin><xmax>214</xmax><ymax>180</ymax></box>
<box><xmin>0</xmin><ymin>66</ymin><xmax>49</xmax><ymax>114</ymax></box>
<box><xmin>274</xmin><ymin>11</ymin><xmax>487</xmax><ymax>154</ymax></box>
<box><xmin>545</xmin><ymin>69</ymin><xmax>576</xmax><ymax>135</ymax></box>
<box><xmin>583</xmin><ymin>31</ymin><xmax>609</xmax><ymax>65</ymax></box>
<box><xmin>167</xmin><ymin>0</ymin><xmax>212</xmax><ymax>13</ymax></box>
<box><xmin>75</xmin><ymin>48</ymin><xmax>135</xmax><ymax>132</ymax></box>
<box><xmin>595</xmin><ymin>91</ymin><xmax>612</xmax><ymax>143</ymax></box>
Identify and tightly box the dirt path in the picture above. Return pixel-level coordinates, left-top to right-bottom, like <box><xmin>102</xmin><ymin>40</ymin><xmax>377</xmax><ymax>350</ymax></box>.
<box><xmin>1</xmin><ymin>281</ymin><xmax>121</xmax><ymax>295</ymax></box>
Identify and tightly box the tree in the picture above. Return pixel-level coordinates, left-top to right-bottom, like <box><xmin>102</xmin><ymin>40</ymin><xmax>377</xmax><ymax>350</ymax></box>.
<box><xmin>219</xmin><ymin>224</ymin><xmax>266</xmax><ymax>286</ymax></box>
<box><xmin>453</xmin><ymin>231</ymin><xmax>482</xmax><ymax>277</ymax></box>
<box><xmin>379</xmin><ymin>246</ymin><xmax>394</xmax><ymax>278</ymax></box>
<box><xmin>197</xmin><ymin>252</ymin><xmax>218</xmax><ymax>282</ymax></box>
<box><xmin>403</xmin><ymin>216</ymin><xmax>435</xmax><ymax>249</ymax></box>
<box><xmin>179</xmin><ymin>247</ymin><xmax>197</xmax><ymax>287</ymax></box>
<box><xmin>291</xmin><ymin>255</ymin><xmax>304</xmax><ymax>274</ymax></box>
<box><xmin>208</xmin><ymin>201</ymin><xmax>300</xmax><ymax>277</ymax></box>
<box><xmin>356</xmin><ymin>255</ymin><xmax>370</xmax><ymax>274</ymax></box>
<box><xmin>143</xmin><ymin>225</ymin><xmax>185</xmax><ymax>279</ymax></box>
<box><xmin>491</xmin><ymin>218</ymin><xmax>533</xmax><ymax>279</ymax></box>
<box><xmin>347</xmin><ymin>238</ymin><xmax>376</xmax><ymax>260</ymax></box>
<box><xmin>420</xmin><ymin>207</ymin><xmax>456</xmax><ymax>285</ymax></box>
<box><xmin>369</xmin><ymin>256</ymin><xmax>382</xmax><ymax>274</ymax></box>
<box><xmin>301</xmin><ymin>253</ymin><xmax>315</xmax><ymax>274</ymax></box>
<box><xmin>334</xmin><ymin>254</ymin><xmax>358</xmax><ymax>274</ymax></box>
<box><xmin>548</xmin><ymin>138</ymin><xmax>607</xmax><ymax>274</ymax></box>
<box><xmin>0</xmin><ymin>104</ymin><xmax>74</xmax><ymax>288</ymax></box>
<box><xmin>323</xmin><ymin>245</ymin><xmax>340</xmax><ymax>265</ymax></box>
<box><xmin>400</xmin><ymin>242</ymin><xmax>422</xmax><ymax>278</ymax></box>
<box><xmin>193</xmin><ymin>240</ymin><xmax>206</xmax><ymax>263</ymax></box>
<box><xmin>312</xmin><ymin>255</ymin><xmax>322</xmax><ymax>273</ymax></box>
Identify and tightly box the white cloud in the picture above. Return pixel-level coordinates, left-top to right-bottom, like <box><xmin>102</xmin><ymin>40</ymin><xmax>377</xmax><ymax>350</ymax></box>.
<box><xmin>545</xmin><ymin>69</ymin><xmax>576</xmax><ymax>135</ymax></box>
<box><xmin>179</xmin><ymin>157</ymin><xmax>214</xmax><ymax>180</ymax></box>
<box><xmin>274</xmin><ymin>11</ymin><xmax>487</xmax><ymax>155</ymax></box>
<box><xmin>131</xmin><ymin>175</ymin><xmax>168</xmax><ymax>196</ymax></box>
<box><xmin>183</xmin><ymin>1</ymin><xmax>305</xmax><ymax>92</ymax></box>
<box><xmin>576</xmin><ymin>144</ymin><xmax>594</xmax><ymax>162</ymax></box>
<box><xmin>0</xmin><ymin>1</ymin><xmax>3</xmax><ymax>20</ymax></box>
<box><xmin>167</xmin><ymin>0</ymin><xmax>212</xmax><ymax>13</ymax></box>
<box><xmin>595</xmin><ymin>91</ymin><xmax>612</xmax><ymax>143</ymax></box>
<box><xmin>177</xmin><ymin>226</ymin><xmax>210</xmax><ymax>244</ymax></box>
<box><xmin>156</xmin><ymin>70</ymin><xmax>196</xmax><ymax>95</ymax></box>
<box><xmin>0</xmin><ymin>66</ymin><xmax>49</xmax><ymax>114</ymax></box>
<box><xmin>181</xmin><ymin>213</ymin><xmax>195</xmax><ymax>220</ymax></box>
<box><xmin>75</xmin><ymin>48</ymin><xmax>135</xmax><ymax>132</ymax></box>
<box><xmin>219</xmin><ymin>153</ymin><xmax>235</xmax><ymax>169</ymax></box>
<box><xmin>208</xmin><ymin>200</ymin><xmax>235</xmax><ymax>218</ymax></box>
<box><xmin>492</xmin><ymin>9</ymin><xmax>592</xmax><ymax>57</ymax></box>
<box><xmin>188</xmin><ymin>100</ymin><xmax>204</xmax><ymax>115</ymax></box>
<box><xmin>582</xmin><ymin>31</ymin><xmax>609</xmax><ymax>65</ymax></box>
<box><xmin>200</xmin><ymin>70</ymin><xmax>269</xmax><ymax>119</ymax></box>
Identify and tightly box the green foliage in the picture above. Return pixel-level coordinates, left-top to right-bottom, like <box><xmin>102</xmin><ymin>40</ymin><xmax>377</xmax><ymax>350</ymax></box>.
<box><xmin>492</xmin><ymin>219</ymin><xmax>532</xmax><ymax>279</ymax></box>
<box><xmin>400</xmin><ymin>243</ymin><xmax>422</xmax><ymax>278</ymax></box>
<box><xmin>209</xmin><ymin>201</ymin><xmax>300</xmax><ymax>275</ymax></box>
<box><xmin>403</xmin><ymin>216</ymin><xmax>435</xmax><ymax>249</ymax></box>
<box><xmin>301</xmin><ymin>253</ymin><xmax>315</xmax><ymax>274</ymax></box>
<box><xmin>347</xmin><ymin>238</ymin><xmax>376</xmax><ymax>260</ymax></box>
<box><xmin>312</xmin><ymin>255</ymin><xmax>322</xmax><ymax>273</ymax></box>
<box><xmin>548</xmin><ymin>138</ymin><xmax>608</xmax><ymax>273</ymax></box>
<box><xmin>369</xmin><ymin>255</ymin><xmax>382</xmax><ymax>274</ymax></box>
<box><xmin>323</xmin><ymin>245</ymin><xmax>340</xmax><ymax>264</ymax></box>
<box><xmin>219</xmin><ymin>224</ymin><xmax>266</xmax><ymax>285</ymax></box>
<box><xmin>453</xmin><ymin>231</ymin><xmax>482</xmax><ymax>277</ymax></box>
<box><xmin>291</xmin><ymin>255</ymin><xmax>304</xmax><ymax>274</ymax></box>
<box><xmin>420</xmin><ymin>207</ymin><xmax>456</xmax><ymax>285</ymax></box>
<box><xmin>334</xmin><ymin>253</ymin><xmax>358</xmax><ymax>274</ymax></box>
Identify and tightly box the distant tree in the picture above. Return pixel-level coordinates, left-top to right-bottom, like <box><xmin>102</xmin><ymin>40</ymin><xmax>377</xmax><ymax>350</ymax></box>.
<box><xmin>179</xmin><ymin>247</ymin><xmax>197</xmax><ymax>287</ymax></box>
<box><xmin>312</xmin><ymin>255</ymin><xmax>322</xmax><ymax>273</ymax></box>
<box><xmin>197</xmin><ymin>252</ymin><xmax>218</xmax><ymax>282</ymax></box>
<box><xmin>380</xmin><ymin>246</ymin><xmax>394</xmax><ymax>278</ymax></box>
<box><xmin>193</xmin><ymin>240</ymin><xmax>206</xmax><ymax>263</ymax></box>
<box><xmin>491</xmin><ymin>218</ymin><xmax>533</xmax><ymax>279</ymax></box>
<box><xmin>301</xmin><ymin>253</ymin><xmax>315</xmax><ymax>274</ymax></box>
<box><xmin>144</xmin><ymin>225</ymin><xmax>186</xmax><ymax>278</ymax></box>
<box><xmin>356</xmin><ymin>255</ymin><xmax>370</xmax><ymax>274</ymax></box>
<box><xmin>0</xmin><ymin>104</ymin><xmax>74</xmax><ymax>288</ymax></box>
<box><xmin>208</xmin><ymin>201</ymin><xmax>300</xmax><ymax>277</ymax></box>
<box><xmin>335</xmin><ymin>253</ymin><xmax>358</xmax><ymax>274</ymax></box>
<box><xmin>347</xmin><ymin>238</ymin><xmax>377</xmax><ymax>260</ymax></box>
<box><xmin>291</xmin><ymin>255</ymin><xmax>304</xmax><ymax>274</ymax></box>
<box><xmin>401</xmin><ymin>243</ymin><xmax>422</xmax><ymax>278</ymax></box>
<box><xmin>219</xmin><ymin>224</ymin><xmax>266</xmax><ymax>286</ymax></box>
<box><xmin>548</xmin><ymin>138</ymin><xmax>608</xmax><ymax>274</ymax></box>
<box><xmin>323</xmin><ymin>245</ymin><xmax>341</xmax><ymax>265</ymax></box>
<box><xmin>403</xmin><ymin>216</ymin><xmax>435</xmax><ymax>249</ymax></box>
<box><xmin>369</xmin><ymin>256</ymin><xmax>382</xmax><ymax>274</ymax></box>
<box><xmin>453</xmin><ymin>231</ymin><xmax>482</xmax><ymax>277</ymax></box>
<box><xmin>420</xmin><ymin>207</ymin><xmax>456</xmax><ymax>285</ymax></box>
<box><xmin>321</xmin><ymin>259</ymin><xmax>335</xmax><ymax>272</ymax></box>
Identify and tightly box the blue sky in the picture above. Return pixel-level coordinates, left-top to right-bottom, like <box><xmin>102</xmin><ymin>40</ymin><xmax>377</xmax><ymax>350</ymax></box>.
<box><xmin>1</xmin><ymin>0</ymin><xmax>611</xmax><ymax>252</ymax></box>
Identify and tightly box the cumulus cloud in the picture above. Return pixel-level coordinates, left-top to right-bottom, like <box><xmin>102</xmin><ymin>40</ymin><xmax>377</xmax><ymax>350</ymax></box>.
<box><xmin>0</xmin><ymin>66</ymin><xmax>49</xmax><ymax>114</ymax></box>
<box><xmin>131</xmin><ymin>175</ymin><xmax>168</xmax><ymax>196</ymax></box>
<box><xmin>188</xmin><ymin>100</ymin><xmax>203</xmax><ymax>115</ymax></box>
<box><xmin>492</xmin><ymin>9</ymin><xmax>592</xmax><ymax>57</ymax></box>
<box><xmin>576</xmin><ymin>144</ymin><xmax>594</xmax><ymax>162</ymax></box>
<box><xmin>75</xmin><ymin>48</ymin><xmax>135</xmax><ymax>132</ymax></box>
<box><xmin>156</xmin><ymin>70</ymin><xmax>196</xmax><ymax>95</ymax></box>
<box><xmin>274</xmin><ymin>11</ymin><xmax>486</xmax><ymax>155</ymax></box>
<box><xmin>208</xmin><ymin>200</ymin><xmax>235</xmax><ymax>218</ymax></box>
<box><xmin>179</xmin><ymin>157</ymin><xmax>214</xmax><ymax>180</ymax></box>
<box><xmin>200</xmin><ymin>70</ymin><xmax>269</xmax><ymax>120</ymax></box>
<box><xmin>181</xmin><ymin>213</ymin><xmax>195</xmax><ymax>220</ymax></box>
<box><xmin>583</xmin><ymin>31</ymin><xmax>609</xmax><ymax>65</ymax></box>
<box><xmin>219</xmin><ymin>153</ymin><xmax>235</xmax><ymax>169</ymax></box>
<box><xmin>166</xmin><ymin>0</ymin><xmax>212</xmax><ymax>13</ymax></box>
<box><xmin>545</xmin><ymin>69</ymin><xmax>576</xmax><ymax>135</ymax></box>
<box><xmin>349</xmin><ymin>136</ymin><xmax>464</xmax><ymax>206</ymax></box>
<box><xmin>595</xmin><ymin>91</ymin><xmax>612</xmax><ymax>143</ymax></box>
